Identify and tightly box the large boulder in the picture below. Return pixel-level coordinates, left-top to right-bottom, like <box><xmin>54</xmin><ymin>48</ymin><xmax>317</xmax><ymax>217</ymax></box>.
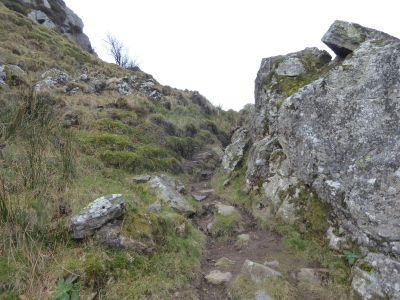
<box><xmin>245</xmin><ymin>20</ymin><xmax>400</xmax><ymax>298</ymax></box>
<box><xmin>268</xmin><ymin>22</ymin><xmax>400</xmax><ymax>298</ymax></box>
<box><xmin>278</xmin><ymin>32</ymin><xmax>400</xmax><ymax>255</ymax></box>
<box><xmin>221</xmin><ymin>127</ymin><xmax>249</xmax><ymax>173</ymax></box>
<box><xmin>147</xmin><ymin>175</ymin><xmax>195</xmax><ymax>215</ymax></box>
<box><xmin>322</xmin><ymin>20</ymin><xmax>396</xmax><ymax>58</ymax></box>
<box><xmin>69</xmin><ymin>194</ymin><xmax>125</xmax><ymax>239</ymax></box>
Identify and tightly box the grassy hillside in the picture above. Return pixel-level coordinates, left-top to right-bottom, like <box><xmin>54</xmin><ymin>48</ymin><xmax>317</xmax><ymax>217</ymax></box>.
<box><xmin>0</xmin><ymin>4</ymin><xmax>238</xmax><ymax>299</ymax></box>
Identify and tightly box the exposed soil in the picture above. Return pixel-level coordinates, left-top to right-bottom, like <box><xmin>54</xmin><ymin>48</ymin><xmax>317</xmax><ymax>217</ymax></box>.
<box><xmin>172</xmin><ymin>174</ymin><xmax>284</xmax><ymax>300</ymax></box>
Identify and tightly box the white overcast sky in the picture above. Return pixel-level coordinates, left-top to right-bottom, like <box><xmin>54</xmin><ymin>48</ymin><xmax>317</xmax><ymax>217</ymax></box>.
<box><xmin>64</xmin><ymin>0</ymin><xmax>400</xmax><ymax>111</ymax></box>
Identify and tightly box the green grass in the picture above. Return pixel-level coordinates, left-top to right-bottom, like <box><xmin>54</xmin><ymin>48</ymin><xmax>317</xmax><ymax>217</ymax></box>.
<box><xmin>211</xmin><ymin>168</ymin><xmax>259</xmax><ymax>212</ymax></box>
<box><xmin>228</xmin><ymin>274</ymin><xmax>296</xmax><ymax>300</ymax></box>
<box><xmin>210</xmin><ymin>210</ymin><xmax>241</xmax><ymax>239</ymax></box>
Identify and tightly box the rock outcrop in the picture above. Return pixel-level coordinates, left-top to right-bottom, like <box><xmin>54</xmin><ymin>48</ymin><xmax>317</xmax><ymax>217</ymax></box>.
<box><xmin>221</xmin><ymin>127</ymin><xmax>249</xmax><ymax>173</ymax></box>
<box><xmin>147</xmin><ymin>175</ymin><xmax>195</xmax><ymax>215</ymax></box>
<box><xmin>69</xmin><ymin>194</ymin><xmax>125</xmax><ymax>239</ymax></box>
<box><xmin>222</xmin><ymin>20</ymin><xmax>400</xmax><ymax>299</ymax></box>
<box><xmin>2</xmin><ymin>0</ymin><xmax>93</xmax><ymax>52</ymax></box>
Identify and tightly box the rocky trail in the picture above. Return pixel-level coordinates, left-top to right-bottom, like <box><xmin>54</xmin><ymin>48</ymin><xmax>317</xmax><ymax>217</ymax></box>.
<box><xmin>170</xmin><ymin>157</ymin><xmax>284</xmax><ymax>300</ymax></box>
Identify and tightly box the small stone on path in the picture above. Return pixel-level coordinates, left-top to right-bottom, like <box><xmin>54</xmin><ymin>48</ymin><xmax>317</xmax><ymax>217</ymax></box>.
<box><xmin>216</xmin><ymin>203</ymin><xmax>237</xmax><ymax>216</ymax></box>
<box><xmin>241</xmin><ymin>259</ymin><xmax>282</xmax><ymax>283</ymax></box>
<box><xmin>255</xmin><ymin>290</ymin><xmax>274</xmax><ymax>300</ymax></box>
<box><xmin>235</xmin><ymin>233</ymin><xmax>250</xmax><ymax>249</ymax></box>
<box><xmin>215</xmin><ymin>257</ymin><xmax>236</xmax><ymax>269</ymax></box>
<box><xmin>192</xmin><ymin>194</ymin><xmax>208</xmax><ymax>202</ymax></box>
<box><xmin>132</xmin><ymin>175</ymin><xmax>151</xmax><ymax>183</ymax></box>
<box><xmin>205</xmin><ymin>270</ymin><xmax>232</xmax><ymax>285</ymax></box>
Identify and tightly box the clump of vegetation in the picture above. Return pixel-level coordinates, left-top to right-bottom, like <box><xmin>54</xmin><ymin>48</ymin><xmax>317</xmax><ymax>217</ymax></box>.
<box><xmin>228</xmin><ymin>274</ymin><xmax>296</xmax><ymax>300</ymax></box>
<box><xmin>210</xmin><ymin>210</ymin><xmax>241</xmax><ymax>239</ymax></box>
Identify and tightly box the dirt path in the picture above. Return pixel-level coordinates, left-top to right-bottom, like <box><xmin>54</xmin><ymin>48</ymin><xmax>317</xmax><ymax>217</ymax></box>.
<box><xmin>188</xmin><ymin>177</ymin><xmax>283</xmax><ymax>300</ymax></box>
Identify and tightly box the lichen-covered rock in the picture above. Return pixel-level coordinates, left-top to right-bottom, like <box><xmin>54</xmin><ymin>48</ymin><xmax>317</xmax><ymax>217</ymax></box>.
<box><xmin>249</xmin><ymin>21</ymin><xmax>400</xmax><ymax>298</ymax></box>
<box><xmin>28</xmin><ymin>10</ymin><xmax>57</xmax><ymax>30</ymax></box>
<box><xmin>34</xmin><ymin>68</ymin><xmax>70</xmax><ymax>90</ymax></box>
<box><xmin>245</xmin><ymin>136</ymin><xmax>279</xmax><ymax>188</ymax></box>
<box><xmin>352</xmin><ymin>253</ymin><xmax>400</xmax><ymax>300</ymax></box>
<box><xmin>326</xmin><ymin>227</ymin><xmax>347</xmax><ymax>251</ymax></box>
<box><xmin>277</xmin><ymin>36</ymin><xmax>400</xmax><ymax>256</ymax></box>
<box><xmin>275</xmin><ymin>57</ymin><xmax>305</xmax><ymax>77</ymax></box>
<box><xmin>322</xmin><ymin>20</ymin><xmax>396</xmax><ymax>58</ymax></box>
<box><xmin>241</xmin><ymin>259</ymin><xmax>282</xmax><ymax>283</ymax></box>
<box><xmin>221</xmin><ymin>127</ymin><xmax>249</xmax><ymax>173</ymax></box>
<box><xmin>147</xmin><ymin>175</ymin><xmax>195</xmax><ymax>215</ymax></box>
<box><xmin>261</xmin><ymin>175</ymin><xmax>299</xmax><ymax>224</ymax></box>
<box><xmin>68</xmin><ymin>194</ymin><xmax>125</xmax><ymax>239</ymax></box>
<box><xmin>205</xmin><ymin>270</ymin><xmax>232</xmax><ymax>285</ymax></box>
<box><xmin>5</xmin><ymin>0</ymin><xmax>93</xmax><ymax>52</ymax></box>
<box><xmin>253</xmin><ymin>47</ymin><xmax>331</xmax><ymax>139</ymax></box>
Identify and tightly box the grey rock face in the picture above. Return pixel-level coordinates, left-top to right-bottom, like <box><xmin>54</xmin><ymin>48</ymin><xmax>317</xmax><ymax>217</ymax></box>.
<box><xmin>261</xmin><ymin>175</ymin><xmax>299</xmax><ymax>224</ymax></box>
<box><xmin>241</xmin><ymin>259</ymin><xmax>281</xmax><ymax>283</ymax></box>
<box><xmin>322</xmin><ymin>20</ymin><xmax>396</xmax><ymax>58</ymax></box>
<box><xmin>326</xmin><ymin>227</ymin><xmax>347</xmax><ymax>251</ymax></box>
<box><xmin>352</xmin><ymin>253</ymin><xmax>400</xmax><ymax>299</ymax></box>
<box><xmin>253</xmin><ymin>47</ymin><xmax>331</xmax><ymax>139</ymax></box>
<box><xmin>5</xmin><ymin>0</ymin><xmax>93</xmax><ymax>52</ymax></box>
<box><xmin>147</xmin><ymin>175</ymin><xmax>195</xmax><ymax>215</ymax></box>
<box><xmin>275</xmin><ymin>57</ymin><xmax>305</xmax><ymax>76</ymax></box>
<box><xmin>221</xmin><ymin>127</ymin><xmax>249</xmax><ymax>173</ymax></box>
<box><xmin>28</xmin><ymin>10</ymin><xmax>57</xmax><ymax>30</ymax></box>
<box><xmin>277</xmin><ymin>38</ymin><xmax>400</xmax><ymax>255</ymax></box>
<box><xmin>245</xmin><ymin>136</ymin><xmax>279</xmax><ymax>188</ymax></box>
<box><xmin>69</xmin><ymin>194</ymin><xmax>125</xmax><ymax>239</ymax></box>
<box><xmin>247</xmin><ymin>21</ymin><xmax>400</xmax><ymax>298</ymax></box>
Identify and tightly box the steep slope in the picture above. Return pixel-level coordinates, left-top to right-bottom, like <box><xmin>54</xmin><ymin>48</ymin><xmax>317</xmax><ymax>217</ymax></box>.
<box><xmin>0</xmin><ymin>0</ymin><xmax>93</xmax><ymax>52</ymax></box>
<box><xmin>0</xmin><ymin>3</ymin><xmax>238</xmax><ymax>299</ymax></box>
<box><xmin>222</xmin><ymin>20</ymin><xmax>400</xmax><ymax>299</ymax></box>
